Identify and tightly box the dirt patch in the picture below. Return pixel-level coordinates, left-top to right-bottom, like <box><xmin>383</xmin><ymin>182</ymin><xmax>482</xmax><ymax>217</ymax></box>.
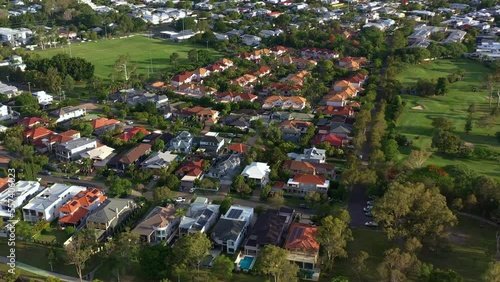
<box><xmin>411</xmin><ymin>105</ymin><xmax>426</xmax><ymax>110</ymax></box>
<box><xmin>448</xmin><ymin>232</ymin><xmax>469</xmax><ymax>245</ymax></box>
<box><xmin>81</xmin><ymin>103</ymin><xmax>99</xmax><ymax>110</ymax></box>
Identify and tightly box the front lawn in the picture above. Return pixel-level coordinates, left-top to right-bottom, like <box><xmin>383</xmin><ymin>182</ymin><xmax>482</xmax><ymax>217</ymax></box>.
<box><xmin>33</xmin><ymin>226</ymin><xmax>71</xmax><ymax>245</ymax></box>
<box><xmin>396</xmin><ymin>59</ymin><xmax>500</xmax><ymax>178</ymax></box>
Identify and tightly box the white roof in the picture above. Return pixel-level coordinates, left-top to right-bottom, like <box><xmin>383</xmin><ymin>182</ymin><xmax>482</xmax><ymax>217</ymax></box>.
<box><xmin>241</xmin><ymin>162</ymin><xmax>270</xmax><ymax>179</ymax></box>
<box><xmin>23</xmin><ymin>183</ymin><xmax>86</xmax><ymax>211</ymax></box>
<box><xmin>80</xmin><ymin>145</ymin><xmax>115</xmax><ymax>160</ymax></box>
<box><xmin>222</xmin><ymin>205</ymin><xmax>253</xmax><ymax>222</ymax></box>
<box><xmin>141</xmin><ymin>151</ymin><xmax>178</xmax><ymax>169</ymax></box>
<box><xmin>0</xmin><ymin>181</ymin><xmax>41</xmax><ymax>216</ymax></box>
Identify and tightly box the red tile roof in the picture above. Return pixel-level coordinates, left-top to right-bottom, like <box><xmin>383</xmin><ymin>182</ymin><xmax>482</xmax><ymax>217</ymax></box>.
<box><xmin>91</xmin><ymin>118</ymin><xmax>120</xmax><ymax>129</ymax></box>
<box><xmin>176</xmin><ymin>159</ymin><xmax>204</xmax><ymax>176</ymax></box>
<box><xmin>24</xmin><ymin>127</ymin><xmax>54</xmax><ymax>141</ymax></box>
<box><xmin>0</xmin><ymin>177</ymin><xmax>9</xmax><ymax>193</ymax></box>
<box><xmin>59</xmin><ymin>129</ymin><xmax>80</xmax><ymax>137</ymax></box>
<box><xmin>284</xmin><ymin>222</ymin><xmax>320</xmax><ymax>253</ymax></box>
<box><xmin>292</xmin><ymin>174</ymin><xmax>327</xmax><ymax>185</ymax></box>
<box><xmin>227</xmin><ymin>143</ymin><xmax>248</xmax><ymax>153</ymax></box>
<box><xmin>58</xmin><ymin>208</ymin><xmax>90</xmax><ymax>225</ymax></box>
<box><xmin>311</xmin><ymin>133</ymin><xmax>344</xmax><ymax>147</ymax></box>
<box><xmin>17</xmin><ymin>117</ymin><xmax>45</xmax><ymax>128</ymax></box>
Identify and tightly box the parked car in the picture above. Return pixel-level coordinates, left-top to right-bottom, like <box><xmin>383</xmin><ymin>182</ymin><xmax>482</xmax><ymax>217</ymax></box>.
<box><xmin>175</xmin><ymin>197</ymin><xmax>186</xmax><ymax>203</ymax></box>
<box><xmin>71</xmin><ymin>176</ymin><xmax>81</xmax><ymax>180</ymax></box>
<box><xmin>63</xmin><ymin>175</ymin><xmax>70</xmax><ymax>179</ymax></box>
<box><xmin>364</xmin><ymin>211</ymin><xmax>374</xmax><ymax>217</ymax></box>
<box><xmin>153</xmin><ymin>175</ymin><xmax>160</xmax><ymax>180</ymax></box>
<box><xmin>299</xmin><ymin>204</ymin><xmax>310</xmax><ymax>209</ymax></box>
<box><xmin>363</xmin><ymin>206</ymin><xmax>373</xmax><ymax>212</ymax></box>
<box><xmin>365</xmin><ymin>221</ymin><xmax>378</xmax><ymax>227</ymax></box>
<box><xmin>40</xmin><ymin>170</ymin><xmax>51</xmax><ymax>175</ymax></box>
<box><xmin>366</xmin><ymin>201</ymin><xmax>373</xmax><ymax>206</ymax></box>
<box><xmin>189</xmin><ymin>188</ymin><xmax>196</xmax><ymax>194</ymax></box>
<box><xmin>126</xmin><ymin>120</ymin><xmax>133</xmax><ymax>125</ymax></box>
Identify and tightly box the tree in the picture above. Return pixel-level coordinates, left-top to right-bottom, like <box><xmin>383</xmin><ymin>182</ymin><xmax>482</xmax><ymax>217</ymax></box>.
<box><xmin>382</xmin><ymin>137</ymin><xmax>399</xmax><ymax>161</ymax></box>
<box><xmin>16</xmin><ymin>220</ymin><xmax>33</xmax><ymax>243</ymax></box>
<box><xmin>233</xmin><ymin>175</ymin><xmax>252</xmax><ymax>194</ymax></box>
<box><xmin>260</xmin><ymin>184</ymin><xmax>272</xmax><ymax>200</ymax></box>
<box><xmin>108</xmin><ymin>177</ymin><xmax>132</xmax><ymax>197</ymax></box>
<box><xmin>268</xmin><ymin>190</ymin><xmax>285</xmax><ymax>209</ymax></box>
<box><xmin>352</xmin><ymin>251</ymin><xmax>369</xmax><ymax>281</ymax></box>
<box><xmin>152</xmin><ymin>139</ymin><xmax>165</xmax><ymax>151</ymax></box>
<box><xmin>427</xmin><ymin>269</ymin><xmax>463</xmax><ymax>282</ymax></box>
<box><xmin>404</xmin><ymin>150</ymin><xmax>431</xmax><ymax>169</ymax></box>
<box><xmin>169</xmin><ymin>52</ymin><xmax>180</xmax><ymax>68</ymax></box>
<box><xmin>465</xmin><ymin>114</ymin><xmax>473</xmax><ymax>134</ymax></box>
<box><xmin>153</xmin><ymin>186</ymin><xmax>174</xmax><ymax>202</ymax></box>
<box><xmin>219</xmin><ymin>197</ymin><xmax>232</xmax><ymax>215</ymax></box>
<box><xmin>211</xmin><ymin>255</ymin><xmax>234</xmax><ymax>280</ymax></box>
<box><xmin>109</xmin><ymin>228</ymin><xmax>141</xmax><ymax>280</ymax></box>
<box><xmin>114</xmin><ymin>55</ymin><xmax>137</xmax><ymax>81</ymax></box>
<box><xmin>46</xmin><ymin>276</ymin><xmax>64</xmax><ymax>282</ymax></box>
<box><xmin>372</xmin><ymin>182</ymin><xmax>457</xmax><ymax>243</ymax></box>
<box><xmin>477</xmin><ymin>115</ymin><xmax>496</xmax><ymax>133</ymax></box>
<box><xmin>316</xmin><ymin>211</ymin><xmax>353</xmax><ymax>271</ymax></box>
<box><xmin>64</xmin><ymin>74</ymin><xmax>75</xmax><ymax>92</ymax></box>
<box><xmin>47</xmin><ymin>247</ymin><xmax>57</xmax><ymax>271</ymax></box>
<box><xmin>2</xmin><ymin>268</ymin><xmax>20</xmax><ymax>282</ymax></box>
<box><xmin>188</xmin><ymin>49</ymin><xmax>198</xmax><ymax>63</ymax></box>
<box><xmin>173</xmin><ymin>233</ymin><xmax>212</xmax><ymax>278</ymax></box>
<box><xmin>435</xmin><ymin>77</ymin><xmax>448</xmax><ymax>95</ymax></box>
<box><xmin>254</xmin><ymin>245</ymin><xmax>299</xmax><ymax>282</ymax></box>
<box><xmin>15</xmin><ymin>92</ymin><xmax>40</xmax><ymax>116</ymax></box>
<box><xmin>378</xmin><ymin>248</ymin><xmax>420</xmax><ymax>282</ymax></box>
<box><xmin>432</xmin><ymin>130</ymin><xmax>462</xmax><ymax>154</ymax></box>
<box><xmin>65</xmin><ymin>232</ymin><xmax>93</xmax><ymax>282</ymax></box>
<box><xmin>432</xmin><ymin>117</ymin><xmax>455</xmax><ymax>131</ymax></box>
<box><xmin>139</xmin><ymin>244</ymin><xmax>173</xmax><ymax>280</ymax></box>
<box><xmin>483</xmin><ymin>261</ymin><xmax>500</xmax><ymax>282</ymax></box>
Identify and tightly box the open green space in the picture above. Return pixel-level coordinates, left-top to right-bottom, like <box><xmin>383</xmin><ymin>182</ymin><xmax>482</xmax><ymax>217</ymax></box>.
<box><xmin>33</xmin><ymin>226</ymin><xmax>71</xmax><ymax>245</ymax></box>
<box><xmin>333</xmin><ymin>214</ymin><xmax>497</xmax><ymax>281</ymax></box>
<box><xmin>396</xmin><ymin>59</ymin><xmax>500</xmax><ymax>178</ymax></box>
<box><xmin>35</xmin><ymin>35</ymin><xmax>221</xmax><ymax>80</ymax></box>
<box><xmin>0</xmin><ymin>263</ymin><xmax>45</xmax><ymax>281</ymax></box>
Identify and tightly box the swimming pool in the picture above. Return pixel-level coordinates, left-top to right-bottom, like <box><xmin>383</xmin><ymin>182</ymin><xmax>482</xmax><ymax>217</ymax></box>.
<box><xmin>238</xmin><ymin>256</ymin><xmax>255</xmax><ymax>271</ymax></box>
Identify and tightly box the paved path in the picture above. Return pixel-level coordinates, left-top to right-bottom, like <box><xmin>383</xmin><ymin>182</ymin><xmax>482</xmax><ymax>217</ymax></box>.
<box><xmin>0</xmin><ymin>257</ymin><xmax>87</xmax><ymax>282</ymax></box>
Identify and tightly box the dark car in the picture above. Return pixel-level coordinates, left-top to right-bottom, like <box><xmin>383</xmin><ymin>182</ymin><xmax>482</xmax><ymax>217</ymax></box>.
<box><xmin>70</xmin><ymin>176</ymin><xmax>81</xmax><ymax>180</ymax></box>
<box><xmin>299</xmin><ymin>204</ymin><xmax>310</xmax><ymax>209</ymax></box>
<box><xmin>40</xmin><ymin>170</ymin><xmax>52</xmax><ymax>175</ymax></box>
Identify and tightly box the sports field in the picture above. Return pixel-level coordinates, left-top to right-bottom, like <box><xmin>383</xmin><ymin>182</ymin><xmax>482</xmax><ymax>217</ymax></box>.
<box><xmin>396</xmin><ymin>59</ymin><xmax>500</xmax><ymax>178</ymax></box>
<box><xmin>35</xmin><ymin>35</ymin><xmax>221</xmax><ymax>79</ymax></box>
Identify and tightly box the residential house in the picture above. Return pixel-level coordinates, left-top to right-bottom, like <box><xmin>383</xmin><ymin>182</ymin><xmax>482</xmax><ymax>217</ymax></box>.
<box><xmin>199</xmin><ymin>132</ymin><xmax>225</xmax><ymax>154</ymax></box>
<box><xmin>219</xmin><ymin>115</ymin><xmax>252</xmax><ymax>131</ymax></box>
<box><xmin>58</xmin><ymin>188</ymin><xmax>107</xmax><ymax>228</ymax></box>
<box><xmin>169</xmin><ymin>131</ymin><xmax>193</xmax><ymax>153</ymax></box>
<box><xmin>280</xmin><ymin>120</ymin><xmax>312</xmax><ymax>143</ymax></box>
<box><xmin>284</xmin><ymin>223</ymin><xmax>320</xmax><ymax>279</ymax></box>
<box><xmin>330</xmin><ymin>123</ymin><xmax>353</xmax><ymax>137</ymax></box>
<box><xmin>115</xmin><ymin>126</ymin><xmax>150</xmax><ymax>142</ymax></box>
<box><xmin>23</xmin><ymin>184</ymin><xmax>87</xmax><ymax>222</ymax></box>
<box><xmin>212</xmin><ymin>205</ymin><xmax>254</xmax><ymax>254</ymax></box>
<box><xmin>116</xmin><ymin>143</ymin><xmax>152</xmax><ymax>170</ymax></box>
<box><xmin>263</xmin><ymin>82</ymin><xmax>303</xmax><ymax>96</ymax></box>
<box><xmin>286</xmin><ymin>174</ymin><xmax>330</xmax><ymax>195</ymax></box>
<box><xmin>176</xmin><ymin>83</ymin><xmax>217</xmax><ymax>98</ymax></box>
<box><xmin>192</xmin><ymin>67</ymin><xmax>211</xmax><ymax>80</ymax></box>
<box><xmin>54</xmin><ymin>138</ymin><xmax>98</xmax><ymax>162</ymax></box>
<box><xmin>338</xmin><ymin>57</ymin><xmax>368</xmax><ymax>71</ymax></box>
<box><xmin>32</xmin><ymin>91</ymin><xmax>53</xmax><ymax>106</ymax></box>
<box><xmin>311</xmin><ymin>133</ymin><xmax>345</xmax><ymax>148</ymax></box>
<box><xmin>288</xmin><ymin>147</ymin><xmax>326</xmax><ymax>163</ymax></box>
<box><xmin>17</xmin><ymin>117</ymin><xmax>46</xmax><ymax>129</ymax></box>
<box><xmin>86</xmin><ymin>198</ymin><xmax>136</xmax><ymax>240</ymax></box>
<box><xmin>171</xmin><ymin>72</ymin><xmax>195</xmax><ymax>86</ymax></box>
<box><xmin>34</xmin><ymin>130</ymin><xmax>80</xmax><ymax>154</ymax></box>
<box><xmin>227</xmin><ymin>143</ymin><xmax>248</xmax><ymax>154</ymax></box>
<box><xmin>315</xmin><ymin>106</ymin><xmax>354</xmax><ymax>117</ymax></box>
<box><xmin>271</xmin><ymin>45</ymin><xmax>288</xmax><ymax>57</ymax></box>
<box><xmin>262</xmin><ymin>96</ymin><xmax>308</xmax><ymax>111</ymax></box>
<box><xmin>91</xmin><ymin>117</ymin><xmax>121</xmax><ymax>136</ymax></box>
<box><xmin>80</xmin><ymin>145</ymin><xmax>115</xmax><ymax>162</ymax></box>
<box><xmin>51</xmin><ymin>106</ymin><xmax>87</xmax><ymax>123</ymax></box>
<box><xmin>176</xmin><ymin>158</ymin><xmax>205</xmax><ymax>189</ymax></box>
<box><xmin>215</xmin><ymin>92</ymin><xmax>257</xmax><ymax>103</ymax></box>
<box><xmin>254</xmin><ymin>65</ymin><xmax>272</xmax><ymax>77</ymax></box>
<box><xmin>282</xmin><ymin>160</ymin><xmax>335</xmax><ymax>179</ymax></box>
<box><xmin>206</xmin><ymin>153</ymin><xmax>241</xmax><ymax>178</ymax></box>
<box><xmin>117</xmin><ymin>90</ymin><xmax>169</xmax><ymax>108</ymax></box>
<box><xmin>244</xmin><ymin>209</ymin><xmax>288</xmax><ymax>255</ymax></box>
<box><xmin>141</xmin><ymin>150</ymin><xmax>178</xmax><ymax>171</ymax></box>
<box><xmin>132</xmin><ymin>204</ymin><xmax>180</xmax><ymax>244</ymax></box>
<box><xmin>300</xmin><ymin>48</ymin><xmax>339</xmax><ymax>60</ymax></box>
<box><xmin>240</xmin><ymin>34</ymin><xmax>262</xmax><ymax>46</ymax></box>
<box><xmin>241</xmin><ymin>162</ymin><xmax>271</xmax><ymax>186</ymax></box>
<box><xmin>23</xmin><ymin>127</ymin><xmax>54</xmax><ymax>144</ymax></box>
<box><xmin>0</xmin><ymin>82</ymin><xmax>19</xmax><ymax>98</ymax></box>
<box><xmin>0</xmin><ymin>181</ymin><xmax>40</xmax><ymax>218</ymax></box>
<box><xmin>231</xmin><ymin>74</ymin><xmax>258</xmax><ymax>88</ymax></box>
<box><xmin>178</xmin><ymin>106</ymin><xmax>220</xmax><ymax>125</ymax></box>
<box><xmin>179</xmin><ymin>202</ymin><xmax>220</xmax><ymax>236</ymax></box>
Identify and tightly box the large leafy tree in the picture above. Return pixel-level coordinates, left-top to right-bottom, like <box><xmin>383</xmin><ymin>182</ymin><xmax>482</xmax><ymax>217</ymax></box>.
<box><xmin>378</xmin><ymin>248</ymin><xmax>420</xmax><ymax>282</ymax></box>
<box><xmin>64</xmin><ymin>231</ymin><xmax>93</xmax><ymax>282</ymax></box>
<box><xmin>139</xmin><ymin>244</ymin><xmax>174</xmax><ymax>280</ymax></box>
<box><xmin>483</xmin><ymin>261</ymin><xmax>500</xmax><ymax>282</ymax></box>
<box><xmin>211</xmin><ymin>255</ymin><xmax>234</xmax><ymax>280</ymax></box>
<box><xmin>254</xmin><ymin>245</ymin><xmax>299</xmax><ymax>282</ymax></box>
<box><xmin>372</xmin><ymin>182</ymin><xmax>457</xmax><ymax>242</ymax></box>
<box><xmin>173</xmin><ymin>232</ymin><xmax>212</xmax><ymax>278</ymax></box>
<box><xmin>316</xmin><ymin>210</ymin><xmax>353</xmax><ymax>271</ymax></box>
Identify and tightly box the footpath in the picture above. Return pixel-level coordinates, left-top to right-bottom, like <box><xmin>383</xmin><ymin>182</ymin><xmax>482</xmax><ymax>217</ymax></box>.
<box><xmin>0</xmin><ymin>256</ymin><xmax>88</xmax><ymax>282</ymax></box>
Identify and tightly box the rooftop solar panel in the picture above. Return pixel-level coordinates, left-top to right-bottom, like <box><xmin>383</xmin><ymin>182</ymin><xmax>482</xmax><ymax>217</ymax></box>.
<box><xmin>227</xmin><ymin>209</ymin><xmax>243</xmax><ymax>219</ymax></box>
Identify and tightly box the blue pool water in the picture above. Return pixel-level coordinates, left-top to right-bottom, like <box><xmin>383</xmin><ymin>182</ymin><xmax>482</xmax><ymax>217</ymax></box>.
<box><xmin>239</xmin><ymin>256</ymin><xmax>255</xmax><ymax>270</ymax></box>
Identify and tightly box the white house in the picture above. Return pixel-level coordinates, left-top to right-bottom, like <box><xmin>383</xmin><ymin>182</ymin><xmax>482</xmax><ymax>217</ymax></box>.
<box><xmin>80</xmin><ymin>145</ymin><xmax>115</xmax><ymax>161</ymax></box>
<box><xmin>0</xmin><ymin>181</ymin><xmax>41</xmax><ymax>218</ymax></box>
<box><xmin>22</xmin><ymin>183</ymin><xmax>87</xmax><ymax>222</ymax></box>
<box><xmin>32</xmin><ymin>91</ymin><xmax>53</xmax><ymax>106</ymax></box>
<box><xmin>286</xmin><ymin>174</ymin><xmax>330</xmax><ymax>195</ymax></box>
<box><xmin>0</xmin><ymin>104</ymin><xmax>11</xmax><ymax>121</ymax></box>
<box><xmin>241</xmin><ymin>162</ymin><xmax>271</xmax><ymax>186</ymax></box>
<box><xmin>141</xmin><ymin>151</ymin><xmax>178</xmax><ymax>170</ymax></box>
<box><xmin>0</xmin><ymin>82</ymin><xmax>19</xmax><ymax>98</ymax></box>
<box><xmin>51</xmin><ymin>106</ymin><xmax>87</xmax><ymax>123</ymax></box>
<box><xmin>288</xmin><ymin>147</ymin><xmax>326</xmax><ymax>163</ymax></box>
<box><xmin>179</xmin><ymin>203</ymin><xmax>220</xmax><ymax>236</ymax></box>
<box><xmin>211</xmin><ymin>205</ymin><xmax>254</xmax><ymax>254</ymax></box>
<box><xmin>240</xmin><ymin>34</ymin><xmax>262</xmax><ymax>46</ymax></box>
<box><xmin>55</xmin><ymin>138</ymin><xmax>98</xmax><ymax>162</ymax></box>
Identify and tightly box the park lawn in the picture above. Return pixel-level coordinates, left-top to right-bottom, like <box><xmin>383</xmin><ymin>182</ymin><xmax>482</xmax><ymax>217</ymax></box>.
<box><xmin>0</xmin><ymin>263</ymin><xmax>45</xmax><ymax>281</ymax></box>
<box><xmin>396</xmin><ymin>59</ymin><xmax>500</xmax><ymax>178</ymax></box>
<box><xmin>35</xmin><ymin>35</ymin><xmax>222</xmax><ymax>80</ymax></box>
<box><xmin>33</xmin><ymin>226</ymin><xmax>71</xmax><ymax>245</ymax></box>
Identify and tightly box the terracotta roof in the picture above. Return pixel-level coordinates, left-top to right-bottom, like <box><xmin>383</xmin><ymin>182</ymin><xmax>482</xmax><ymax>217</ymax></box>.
<box><xmin>227</xmin><ymin>143</ymin><xmax>248</xmax><ymax>153</ymax></box>
<box><xmin>282</xmin><ymin>160</ymin><xmax>316</xmax><ymax>174</ymax></box>
<box><xmin>292</xmin><ymin>174</ymin><xmax>327</xmax><ymax>185</ymax></box>
<box><xmin>91</xmin><ymin>117</ymin><xmax>120</xmax><ymax>129</ymax></box>
<box><xmin>59</xmin><ymin>130</ymin><xmax>80</xmax><ymax>137</ymax></box>
<box><xmin>284</xmin><ymin>222</ymin><xmax>320</xmax><ymax>253</ymax></box>
<box><xmin>58</xmin><ymin>208</ymin><xmax>89</xmax><ymax>225</ymax></box>
<box><xmin>120</xmin><ymin>143</ymin><xmax>152</xmax><ymax>164</ymax></box>
<box><xmin>172</xmin><ymin>72</ymin><xmax>193</xmax><ymax>83</ymax></box>
<box><xmin>115</xmin><ymin>126</ymin><xmax>150</xmax><ymax>141</ymax></box>
<box><xmin>59</xmin><ymin>188</ymin><xmax>106</xmax><ymax>214</ymax></box>
<box><xmin>24</xmin><ymin>127</ymin><xmax>54</xmax><ymax>141</ymax></box>
<box><xmin>0</xmin><ymin>177</ymin><xmax>8</xmax><ymax>192</ymax></box>
<box><xmin>151</xmin><ymin>81</ymin><xmax>165</xmax><ymax>88</ymax></box>
<box><xmin>176</xmin><ymin>159</ymin><xmax>204</xmax><ymax>176</ymax></box>
<box><xmin>17</xmin><ymin>117</ymin><xmax>45</xmax><ymax>128</ymax></box>
<box><xmin>311</xmin><ymin>133</ymin><xmax>344</xmax><ymax>147</ymax></box>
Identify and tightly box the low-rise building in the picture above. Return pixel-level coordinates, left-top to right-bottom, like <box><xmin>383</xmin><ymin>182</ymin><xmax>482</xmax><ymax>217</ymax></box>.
<box><xmin>86</xmin><ymin>198</ymin><xmax>136</xmax><ymax>240</ymax></box>
<box><xmin>32</xmin><ymin>91</ymin><xmax>53</xmax><ymax>106</ymax></box>
<box><xmin>284</xmin><ymin>222</ymin><xmax>321</xmax><ymax>280</ymax></box>
<box><xmin>51</xmin><ymin>106</ymin><xmax>87</xmax><ymax>123</ymax></box>
<box><xmin>286</xmin><ymin>174</ymin><xmax>330</xmax><ymax>195</ymax></box>
<box><xmin>0</xmin><ymin>181</ymin><xmax>41</xmax><ymax>218</ymax></box>
<box><xmin>141</xmin><ymin>150</ymin><xmax>178</xmax><ymax>171</ymax></box>
<box><xmin>244</xmin><ymin>209</ymin><xmax>288</xmax><ymax>255</ymax></box>
<box><xmin>241</xmin><ymin>162</ymin><xmax>271</xmax><ymax>186</ymax></box>
<box><xmin>212</xmin><ymin>205</ymin><xmax>254</xmax><ymax>254</ymax></box>
<box><xmin>58</xmin><ymin>188</ymin><xmax>107</xmax><ymax>228</ymax></box>
<box><xmin>54</xmin><ymin>138</ymin><xmax>98</xmax><ymax>162</ymax></box>
<box><xmin>179</xmin><ymin>202</ymin><xmax>220</xmax><ymax>236</ymax></box>
<box><xmin>132</xmin><ymin>204</ymin><xmax>179</xmax><ymax>244</ymax></box>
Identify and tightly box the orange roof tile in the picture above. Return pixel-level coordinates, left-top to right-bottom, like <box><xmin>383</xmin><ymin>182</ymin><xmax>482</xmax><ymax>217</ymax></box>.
<box><xmin>227</xmin><ymin>143</ymin><xmax>248</xmax><ymax>153</ymax></box>
<box><xmin>284</xmin><ymin>222</ymin><xmax>320</xmax><ymax>253</ymax></box>
<box><xmin>292</xmin><ymin>174</ymin><xmax>327</xmax><ymax>185</ymax></box>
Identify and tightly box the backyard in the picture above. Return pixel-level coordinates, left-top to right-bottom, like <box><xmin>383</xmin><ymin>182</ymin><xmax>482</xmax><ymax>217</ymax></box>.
<box><xmin>35</xmin><ymin>35</ymin><xmax>221</xmax><ymax>79</ymax></box>
<box><xmin>396</xmin><ymin>59</ymin><xmax>500</xmax><ymax>178</ymax></box>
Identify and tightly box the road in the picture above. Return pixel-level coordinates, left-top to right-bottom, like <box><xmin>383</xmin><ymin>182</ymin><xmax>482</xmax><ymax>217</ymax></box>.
<box><xmin>37</xmin><ymin>174</ymin><xmax>107</xmax><ymax>190</ymax></box>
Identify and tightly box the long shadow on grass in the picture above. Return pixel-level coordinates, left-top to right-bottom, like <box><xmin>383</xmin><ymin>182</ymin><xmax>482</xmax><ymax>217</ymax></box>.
<box><xmin>398</xmin><ymin>125</ymin><xmax>435</xmax><ymax>136</ymax></box>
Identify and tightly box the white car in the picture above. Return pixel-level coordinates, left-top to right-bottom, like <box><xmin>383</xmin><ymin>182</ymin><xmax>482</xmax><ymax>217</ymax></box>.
<box><xmin>366</xmin><ymin>201</ymin><xmax>373</xmax><ymax>206</ymax></box>
<box><xmin>365</xmin><ymin>221</ymin><xmax>378</xmax><ymax>227</ymax></box>
<box><xmin>189</xmin><ymin>188</ymin><xmax>196</xmax><ymax>193</ymax></box>
<box><xmin>363</xmin><ymin>206</ymin><xmax>373</xmax><ymax>212</ymax></box>
<box><xmin>175</xmin><ymin>197</ymin><xmax>186</xmax><ymax>203</ymax></box>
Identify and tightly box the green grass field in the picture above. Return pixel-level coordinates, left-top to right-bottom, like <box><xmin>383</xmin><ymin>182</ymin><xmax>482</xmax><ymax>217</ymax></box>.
<box><xmin>396</xmin><ymin>59</ymin><xmax>500</xmax><ymax>178</ymax></box>
<box><xmin>35</xmin><ymin>35</ymin><xmax>221</xmax><ymax>80</ymax></box>
<box><xmin>333</xmin><ymin>215</ymin><xmax>497</xmax><ymax>281</ymax></box>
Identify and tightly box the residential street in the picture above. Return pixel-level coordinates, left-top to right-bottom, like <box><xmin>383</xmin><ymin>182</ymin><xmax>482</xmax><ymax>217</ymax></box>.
<box><xmin>37</xmin><ymin>174</ymin><xmax>107</xmax><ymax>190</ymax></box>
